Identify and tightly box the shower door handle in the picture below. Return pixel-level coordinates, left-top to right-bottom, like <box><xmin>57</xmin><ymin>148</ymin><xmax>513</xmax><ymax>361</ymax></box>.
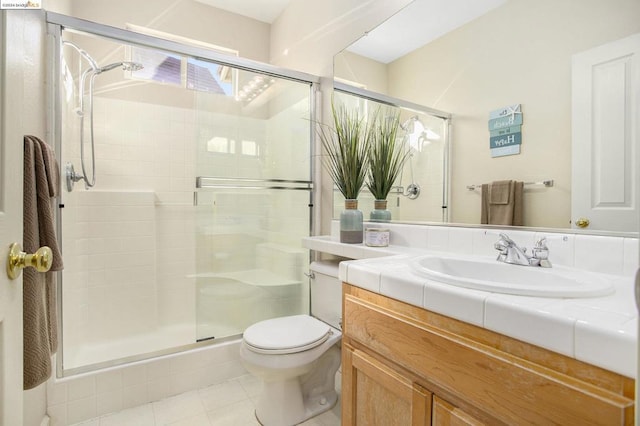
<box><xmin>6</xmin><ymin>243</ymin><xmax>53</xmax><ymax>280</ymax></box>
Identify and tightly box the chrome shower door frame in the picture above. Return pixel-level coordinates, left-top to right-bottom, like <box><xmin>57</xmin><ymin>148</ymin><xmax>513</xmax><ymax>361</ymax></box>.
<box><xmin>46</xmin><ymin>12</ymin><xmax>320</xmax><ymax>378</ymax></box>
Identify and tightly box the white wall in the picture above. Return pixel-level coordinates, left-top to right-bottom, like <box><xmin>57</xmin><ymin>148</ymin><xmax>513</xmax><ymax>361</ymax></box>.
<box><xmin>334</xmin><ymin>50</ymin><xmax>388</xmax><ymax>93</ymax></box>
<box><xmin>271</xmin><ymin>0</ymin><xmax>412</xmax><ymax>75</ymax></box>
<box><xmin>45</xmin><ymin>0</ymin><xmax>72</xmax><ymax>15</ymax></box>
<box><xmin>387</xmin><ymin>0</ymin><xmax>640</xmax><ymax>228</ymax></box>
<box><xmin>56</xmin><ymin>0</ymin><xmax>270</xmax><ymax>63</ymax></box>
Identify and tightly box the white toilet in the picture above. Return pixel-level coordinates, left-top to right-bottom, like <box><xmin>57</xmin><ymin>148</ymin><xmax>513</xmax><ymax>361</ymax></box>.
<box><xmin>240</xmin><ymin>260</ymin><xmax>342</xmax><ymax>426</ymax></box>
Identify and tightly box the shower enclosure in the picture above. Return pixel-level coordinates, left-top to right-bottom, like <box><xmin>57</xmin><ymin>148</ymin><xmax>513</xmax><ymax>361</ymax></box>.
<box><xmin>48</xmin><ymin>14</ymin><xmax>316</xmax><ymax>375</ymax></box>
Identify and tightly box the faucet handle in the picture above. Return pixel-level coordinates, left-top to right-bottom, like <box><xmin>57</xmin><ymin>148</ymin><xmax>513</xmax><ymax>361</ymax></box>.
<box><xmin>532</xmin><ymin>246</ymin><xmax>549</xmax><ymax>259</ymax></box>
<box><xmin>532</xmin><ymin>237</ymin><xmax>551</xmax><ymax>266</ymax></box>
<box><xmin>494</xmin><ymin>239</ymin><xmax>509</xmax><ymax>253</ymax></box>
<box><xmin>534</xmin><ymin>237</ymin><xmax>548</xmax><ymax>249</ymax></box>
<box><xmin>498</xmin><ymin>233</ymin><xmax>514</xmax><ymax>245</ymax></box>
<box><xmin>495</xmin><ymin>233</ymin><xmax>516</xmax><ymax>254</ymax></box>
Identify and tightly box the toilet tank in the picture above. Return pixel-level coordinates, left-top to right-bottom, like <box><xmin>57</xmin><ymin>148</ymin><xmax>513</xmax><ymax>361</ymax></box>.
<box><xmin>309</xmin><ymin>260</ymin><xmax>342</xmax><ymax>330</ymax></box>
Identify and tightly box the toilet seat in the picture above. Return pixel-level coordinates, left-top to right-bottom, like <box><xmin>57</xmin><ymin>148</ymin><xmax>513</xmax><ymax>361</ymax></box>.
<box><xmin>243</xmin><ymin>314</ymin><xmax>332</xmax><ymax>355</ymax></box>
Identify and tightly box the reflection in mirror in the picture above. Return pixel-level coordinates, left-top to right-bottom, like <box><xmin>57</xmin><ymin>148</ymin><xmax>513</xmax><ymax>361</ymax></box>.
<box><xmin>334</xmin><ymin>0</ymin><xmax>640</xmax><ymax>233</ymax></box>
<box><xmin>331</xmin><ymin>86</ymin><xmax>451</xmax><ymax>223</ymax></box>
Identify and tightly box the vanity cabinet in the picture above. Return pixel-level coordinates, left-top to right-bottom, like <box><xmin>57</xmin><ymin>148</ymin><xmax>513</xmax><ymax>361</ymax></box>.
<box><xmin>341</xmin><ymin>284</ymin><xmax>635</xmax><ymax>425</ymax></box>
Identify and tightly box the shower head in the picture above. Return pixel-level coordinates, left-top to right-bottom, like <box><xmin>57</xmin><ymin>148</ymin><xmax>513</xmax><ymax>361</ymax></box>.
<box><xmin>400</xmin><ymin>115</ymin><xmax>420</xmax><ymax>132</ymax></box>
<box><xmin>63</xmin><ymin>40</ymin><xmax>144</xmax><ymax>74</ymax></box>
<box><xmin>96</xmin><ymin>61</ymin><xmax>144</xmax><ymax>74</ymax></box>
<box><xmin>126</xmin><ymin>62</ymin><xmax>144</xmax><ymax>72</ymax></box>
<box><xmin>401</xmin><ymin>115</ymin><xmax>441</xmax><ymax>153</ymax></box>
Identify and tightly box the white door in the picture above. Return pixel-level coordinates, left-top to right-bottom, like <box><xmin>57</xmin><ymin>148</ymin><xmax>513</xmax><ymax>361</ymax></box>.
<box><xmin>571</xmin><ymin>33</ymin><xmax>640</xmax><ymax>231</ymax></box>
<box><xmin>0</xmin><ymin>10</ymin><xmax>41</xmax><ymax>425</ymax></box>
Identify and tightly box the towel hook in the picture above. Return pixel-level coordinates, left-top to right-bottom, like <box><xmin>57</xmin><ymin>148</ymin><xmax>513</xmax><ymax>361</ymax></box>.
<box><xmin>6</xmin><ymin>243</ymin><xmax>53</xmax><ymax>280</ymax></box>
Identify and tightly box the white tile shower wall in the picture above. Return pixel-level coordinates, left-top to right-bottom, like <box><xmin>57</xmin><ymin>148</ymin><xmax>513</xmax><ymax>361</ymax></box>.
<box><xmin>264</xmin><ymin>190</ymin><xmax>310</xmax><ymax>245</ymax></box>
<box><xmin>255</xmin><ymin>242</ymin><xmax>306</xmax><ymax>282</ymax></box>
<box><xmin>61</xmin><ymin>97</ymin><xmax>199</xmax><ymax>364</ymax></box>
<box><xmin>103</xmin><ymin>99</ymin><xmax>304</xmax><ymax>286</ymax></box>
<box><xmin>265</xmin><ymin>97</ymin><xmax>311</xmax><ymax>182</ymax></box>
<box><xmin>331</xmin><ymin>221</ymin><xmax>639</xmax><ymax>276</ymax></box>
<box><xmin>63</xmin><ymin>97</ymin><xmax>197</xmax><ymax>199</ymax></box>
<box><xmin>396</xmin><ymin>139</ymin><xmax>447</xmax><ymax>223</ymax></box>
<box><xmin>255</xmin><ymin>243</ymin><xmax>308</xmax><ymax>318</ymax></box>
<box><xmin>62</xmin><ymin>191</ymin><xmax>158</xmax><ymax>359</ymax></box>
<box><xmin>195</xmin><ymin>107</ymin><xmax>266</xmax><ymax>180</ymax></box>
<box><xmin>83</xmin><ymin>95</ymin><xmax>309</xmax><ymax>328</ymax></box>
<box><xmin>196</xmin><ymin>193</ymin><xmax>266</xmax><ymax>274</ymax></box>
<box><xmin>155</xmin><ymin>204</ymin><xmax>197</xmax><ymax>331</ymax></box>
<box><xmin>46</xmin><ymin>340</ymin><xmax>247</xmax><ymax>425</ymax></box>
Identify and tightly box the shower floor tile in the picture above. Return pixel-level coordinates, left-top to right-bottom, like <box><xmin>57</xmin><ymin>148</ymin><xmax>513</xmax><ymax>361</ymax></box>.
<box><xmin>69</xmin><ymin>374</ymin><xmax>341</xmax><ymax>426</ymax></box>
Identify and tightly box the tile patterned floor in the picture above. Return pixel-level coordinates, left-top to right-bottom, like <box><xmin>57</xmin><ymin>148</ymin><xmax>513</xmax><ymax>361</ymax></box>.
<box><xmin>70</xmin><ymin>374</ymin><xmax>341</xmax><ymax>426</ymax></box>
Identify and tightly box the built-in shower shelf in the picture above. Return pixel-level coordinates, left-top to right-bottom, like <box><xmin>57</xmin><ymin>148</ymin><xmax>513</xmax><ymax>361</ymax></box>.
<box><xmin>189</xmin><ymin>269</ymin><xmax>301</xmax><ymax>287</ymax></box>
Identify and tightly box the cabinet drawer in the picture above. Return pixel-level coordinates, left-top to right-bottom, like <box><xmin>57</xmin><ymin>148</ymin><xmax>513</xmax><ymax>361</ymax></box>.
<box><xmin>344</xmin><ymin>291</ymin><xmax>634</xmax><ymax>425</ymax></box>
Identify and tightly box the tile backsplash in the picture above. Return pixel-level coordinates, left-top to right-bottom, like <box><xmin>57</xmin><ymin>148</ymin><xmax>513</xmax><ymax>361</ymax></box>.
<box><xmin>332</xmin><ymin>221</ymin><xmax>639</xmax><ymax>276</ymax></box>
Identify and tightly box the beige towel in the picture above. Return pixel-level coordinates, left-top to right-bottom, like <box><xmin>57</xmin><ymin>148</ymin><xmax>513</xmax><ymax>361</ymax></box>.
<box><xmin>489</xmin><ymin>180</ymin><xmax>511</xmax><ymax>204</ymax></box>
<box><xmin>481</xmin><ymin>180</ymin><xmax>524</xmax><ymax>226</ymax></box>
<box><xmin>23</xmin><ymin>135</ymin><xmax>63</xmax><ymax>390</ymax></box>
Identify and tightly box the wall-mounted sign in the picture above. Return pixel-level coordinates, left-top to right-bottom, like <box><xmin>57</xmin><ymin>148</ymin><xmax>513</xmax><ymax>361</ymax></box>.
<box><xmin>489</xmin><ymin>126</ymin><xmax>521</xmax><ymax>138</ymax></box>
<box><xmin>490</xmin><ymin>131</ymin><xmax>521</xmax><ymax>149</ymax></box>
<box><xmin>488</xmin><ymin>104</ymin><xmax>521</xmax><ymax>120</ymax></box>
<box><xmin>488</xmin><ymin>104</ymin><xmax>522</xmax><ymax>157</ymax></box>
<box><xmin>491</xmin><ymin>144</ymin><xmax>521</xmax><ymax>158</ymax></box>
<box><xmin>488</xmin><ymin>114</ymin><xmax>522</xmax><ymax>131</ymax></box>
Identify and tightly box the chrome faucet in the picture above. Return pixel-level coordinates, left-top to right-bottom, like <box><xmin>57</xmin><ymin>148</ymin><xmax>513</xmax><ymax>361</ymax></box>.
<box><xmin>494</xmin><ymin>233</ymin><xmax>552</xmax><ymax>267</ymax></box>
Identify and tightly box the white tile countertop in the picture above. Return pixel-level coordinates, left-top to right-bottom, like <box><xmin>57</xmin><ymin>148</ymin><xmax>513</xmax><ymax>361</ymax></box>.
<box><xmin>302</xmin><ymin>234</ymin><xmax>638</xmax><ymax>379</ymax></box>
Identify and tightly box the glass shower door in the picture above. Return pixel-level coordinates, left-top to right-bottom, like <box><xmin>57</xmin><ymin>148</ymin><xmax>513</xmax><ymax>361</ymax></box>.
<box><xmin>193</xmin><ymin>66</ymin><xmax>313</xmax><ymax>341</ymax></box>
<box><xmin>55</xmin><ymin>25</ymin><xmax>315</xmax><ymax>374</ymax></box>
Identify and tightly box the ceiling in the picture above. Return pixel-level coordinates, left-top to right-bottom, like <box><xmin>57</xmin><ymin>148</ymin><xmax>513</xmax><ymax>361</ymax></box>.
<box><xmin>194</xmin><ymin>0</ymin><xmax>292</xmax><ymax>24</ymax></box>
<box><xmin>347</xmin><ymin>0</ymin><xmax>506</xmax><ymax>63</ymax></box>
<box><xmin>195</xmin><ymin>0</ymin><xmax>507</xmax><ymax>63</ymax></box>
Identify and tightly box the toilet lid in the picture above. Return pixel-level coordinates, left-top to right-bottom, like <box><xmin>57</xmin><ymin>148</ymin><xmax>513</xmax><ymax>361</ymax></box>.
<box><xmin>243</xmin><ymin>315</ymin><xmax>332</xmax><ymax>354</ymax></box>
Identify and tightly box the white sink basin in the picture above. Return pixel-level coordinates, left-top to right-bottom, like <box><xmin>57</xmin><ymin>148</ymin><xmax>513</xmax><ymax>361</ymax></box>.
<box><xmin>409</xmin><ymin>255</ymin><xmax>615</xmax><ymax>298</ymax></box>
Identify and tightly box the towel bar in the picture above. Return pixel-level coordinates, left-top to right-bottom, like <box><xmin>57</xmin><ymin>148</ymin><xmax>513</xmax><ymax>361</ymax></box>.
<box><xmin>466</xmin><ymin>180</ymin><xmax>553</xmax><ymax>191</ymax></box>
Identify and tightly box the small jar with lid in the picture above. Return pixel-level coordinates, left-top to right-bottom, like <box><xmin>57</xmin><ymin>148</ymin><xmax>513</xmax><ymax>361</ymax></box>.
<box><xmin>365</xmin><ymin>228</ymin><xmax>390</xmax><ymax>247</ymax></box>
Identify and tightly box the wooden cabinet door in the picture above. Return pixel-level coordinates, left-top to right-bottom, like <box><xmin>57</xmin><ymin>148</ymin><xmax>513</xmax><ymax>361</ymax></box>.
<box><xmin>342</xmin><ymin>345</ymin><xmax>432</xmax><ymax>425</ymax></box>
<box><xmin>432</xmin><ymin>396</ymin><xmax>485</xmax><ymax>426</ymax></box>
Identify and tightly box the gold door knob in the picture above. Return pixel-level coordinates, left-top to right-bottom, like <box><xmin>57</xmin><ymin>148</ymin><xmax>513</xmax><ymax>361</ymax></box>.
<box><xmin>575</xmin><ymin>217</ymin><xmax>590</xmax><ymax>228</ymax></box>
<box><xmin>6</xmin><ymin>243</ymin><xmax>53</xmax><ymax>280</ymax></box>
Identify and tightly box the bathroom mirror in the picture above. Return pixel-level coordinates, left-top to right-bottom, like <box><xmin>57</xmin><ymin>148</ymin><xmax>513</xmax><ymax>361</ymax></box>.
<box><xmin>333</xmin><ymin>0</ymin><xmax>640</xmax><ymax>233</ymax></box>
<box><xmin>330</xmin><ymin>85</ymin><xmax>452</xmax><ymax>225</ymax></box>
